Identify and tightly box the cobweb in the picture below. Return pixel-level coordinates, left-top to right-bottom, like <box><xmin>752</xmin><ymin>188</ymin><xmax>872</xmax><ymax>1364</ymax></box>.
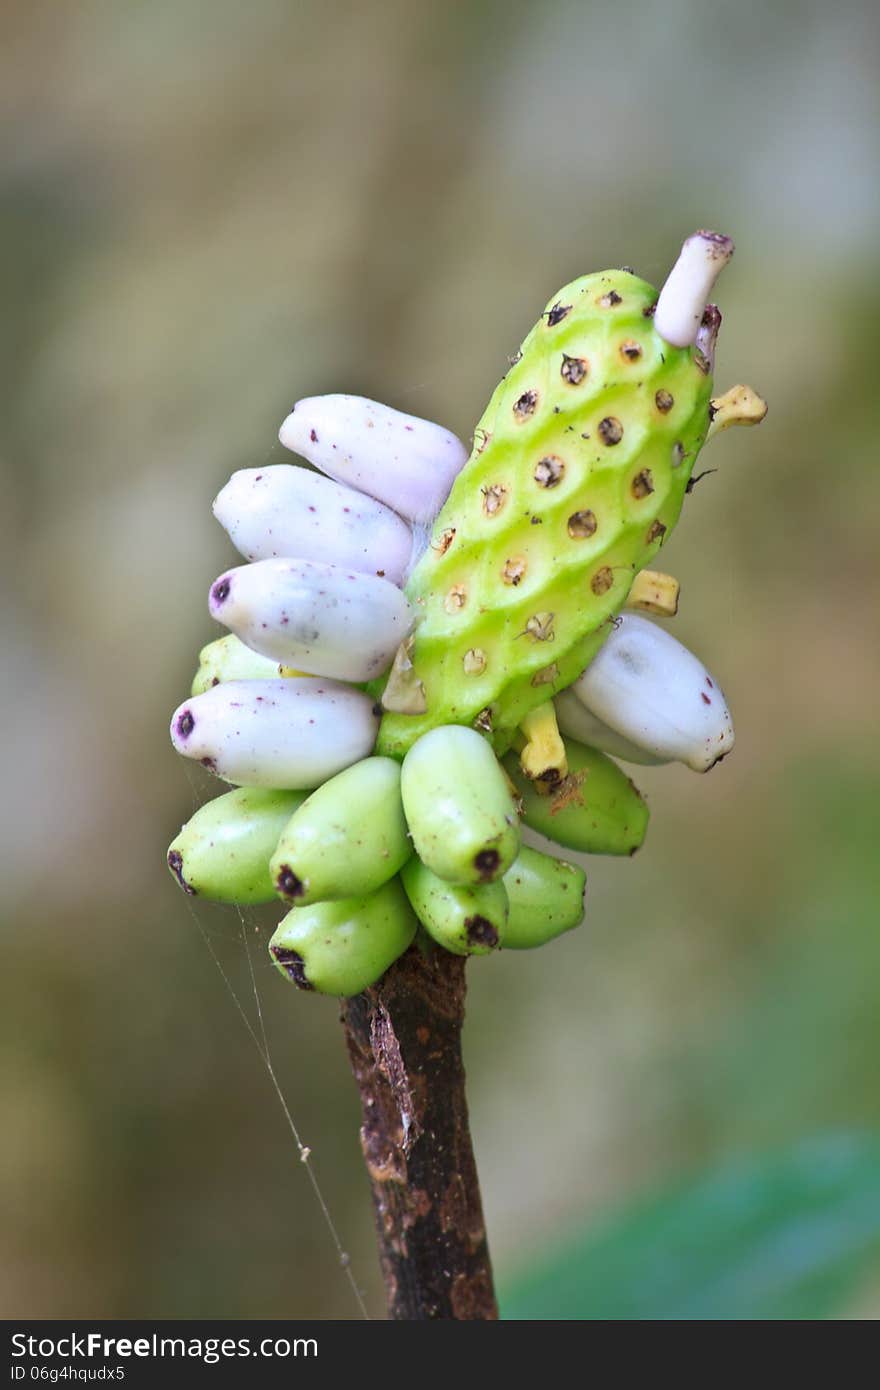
<box><xmin>176</xmin><ymin>763</ymin><xmax>371</xmax><ymax>1319</ymax></box>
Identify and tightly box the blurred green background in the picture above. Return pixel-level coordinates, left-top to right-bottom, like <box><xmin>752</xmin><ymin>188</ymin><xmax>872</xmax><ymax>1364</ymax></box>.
<box><xmin>2</xmin><ymin>0</ymin><xmax>879</xmax><ymax>1320</ymax></box>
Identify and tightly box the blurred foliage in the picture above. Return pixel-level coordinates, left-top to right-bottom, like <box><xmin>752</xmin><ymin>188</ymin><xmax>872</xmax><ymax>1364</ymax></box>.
<box><xmin>1</xmin><ymin>0</ymin><xmax>878</xmax><ymax>1319</ymax></box>
<box><xmin>503</xmin><ymin>1133</ymin><xmax>880</xmax><ymax>1319</ymax></box>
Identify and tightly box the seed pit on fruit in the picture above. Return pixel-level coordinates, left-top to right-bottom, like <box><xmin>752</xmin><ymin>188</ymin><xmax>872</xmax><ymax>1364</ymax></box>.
<box><xmin>474</xmin><ymin>427</ymin><xmax>491</xmax><ymax>455</ymax></box>
<box><xmin>598</xmin><ymin>416</ymin><xmax>624</xmax><ymax>446</ymax></box>
<box><xmin>474</xmin><ymin>849</ymin><xmax>500</xmax><ymax>880</ymax></box>
<box><xmin>532</xmin><ymin>663</ymin><xmax>560</xmax><ymax>687</ymax></box>
<box><xmin>432</xmin><ymin>526</ymin><xmax>456</xmax><ymax>555</ymax></box>
<box><xmin>567</xmin><ymin>509</ymin><xmax>598</xmax><ymax>539</ymax></box>
<box><xmin>501</xmin><ymin>555</ymin><xmax>527</xmax><ymax>586</ymax></box>
<box><xmin>176</xmin><ymin>710</ymin><xmax>195</xmax><ymax>739</ymax></box>
<box><xmin>598</xmin><ymin>290</ymin><xmax>623</xmax><ymax>308</ymax></box>
<box><xmin>513</xmin><ymin>389</ymin><xmax>539</xmax><ymax>421</ymax></box>
<box><xmin>631</xmin><ymin>469</ymin><xmax>655</xmax><ymax>499</ymax></box>
<box><xmin>671</xmin><ymin>442</ymin><xmax>685</xmax><ymax>467</ymax></box>
<box><xmin>270</xmin><ymin>946</ymin><xmax>313</xmax><ymax>991</ymax></box>
<box><xmin>620</xmin><ymin>339</ymin><xmax>643</xmax><ymax>362</ymax></box>
<box><xmin>462</xmin><ymin>648</ymin><xmax>487</xmax><ymax>675</ymax></box>
<box><xmin>482</xmin><ymin>483</ymin><xmax>508</xmax><ymax>516</ymax></box>
<box><xmin>655</xmin><ymin>388</ymin><xmax>674</xmax><ymax>413</ymax></box>
<box><xmin>560</xmin><ymin>353</ymin><xmax>589</xmax><ymax>385</ymax></box>
<box><xmin>211</xmin><ymin>577</ymin><xmax>231</xmax><ymax>606</ymax></box>
<box><xmin>444</xmin><ymin>584</ymin><xmax>467</xmax><ymax>614</ymax></box>
<box><xmin>546</xmin><ymin>302</ymin><xmax>572</xmax><ymax>326</ymax></box>
<box><xmin>525</xmin><ymin>612</ymin><xmax>555</xmax><ymax>642</ymax></box>
<box><xmin>465</xmin><ymin>915</ymin><xmax>499</xmax><ymax>948</ymax></box>
<box><xmin>167</xmin><ymin>850</ymin><xmax>195</xmax><ymax>895</ymax></box>
<box><xmin>276</xmin><ymin>866</ymin><xmax>305</xmax><ymax>900</ymax></box>
<box><xmin>591</xmin><ymin>566</ymin><xmax>614</xmax><ymax>595</ymax></box>
<box><xmin>646</xmin><ymin>519</ymin><xmax>667</xmax><ymax>545</ymax></box>
<box><xmin>534</xmin><ymin>455</ymin><xmax>565</xmax><ymax>488</ymax></box>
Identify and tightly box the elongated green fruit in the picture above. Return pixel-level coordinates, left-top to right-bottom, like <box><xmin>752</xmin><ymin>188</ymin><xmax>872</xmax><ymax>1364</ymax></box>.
<box><xmin>504</xmin><ymin>737</ymin><xmax>648</xmax><ymax>855</ymax></box>
<box><xmin>268</xmin><ymin>878</ymin><xmax>417</xmax><ymax>996</ymax></box>
<box><xmin>400</xmin><ymin>857</ymin><xmax>507</xmax><ymax>956</ymax></box>
<box><xmin>502</xmin><ymin>845</ymin><xmax>586</xmax><ymax>949</ymax></box>
<box><xmin>191</xmin><ymin>634</ymin><xmax>283</xmax><ymax>695</ymax></box>
<box><xmin>167</xmin><ymin>787</ymin><xmax>306</xmax><ymax>902</ymax></box>
<box><xmin>376</xmin><ymin>254</ymin><xmax>721</xmax><ymax>757</ymax></box>
<box><xmin>270</xmin><ymin>756</ymin><xmax>411</xmax><ymax>905</ymax></box>
<box><xmin>400</xmin><ymin>725</ymin><xmax>520</xmax><ymax>884</ymax></box>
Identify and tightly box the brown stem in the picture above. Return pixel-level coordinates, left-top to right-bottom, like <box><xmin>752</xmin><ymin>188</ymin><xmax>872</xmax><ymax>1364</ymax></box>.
<box><xmin>340</xmin><ymin>941</ymin><xmax>498</xmax><ymax>1320</ymax></box>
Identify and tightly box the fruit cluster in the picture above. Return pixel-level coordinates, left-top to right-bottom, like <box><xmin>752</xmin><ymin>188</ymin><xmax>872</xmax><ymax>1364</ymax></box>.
<box><xmin>167</xmin><ymin>233</ymin><xmax>765</xmax><ymax>996</ymax></box>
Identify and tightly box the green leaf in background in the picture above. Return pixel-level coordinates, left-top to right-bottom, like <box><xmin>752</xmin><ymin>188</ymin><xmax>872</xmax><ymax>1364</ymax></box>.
<box><xmin>502</xmin><ymin>1133</ymin><xmax>880</xmax><ymax>1319</ymax></box>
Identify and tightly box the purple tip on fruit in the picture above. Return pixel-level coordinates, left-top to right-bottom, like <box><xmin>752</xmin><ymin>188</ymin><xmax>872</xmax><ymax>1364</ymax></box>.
<box><xmin>176</xmin><ymin>709</ymin><xmax>195</xmax><ymax>739</ymax></box>
<box><xmin>211</xmin><ymin>576</ymin><xmax>232</xmax><ymax>607</ymax></box>
<box><xmin>167</xmin><ymin>849</ymin><xmax>196</xmax><ymax>894</ymax></box>
<box><xmin>465</xmin><ymin>916</ymin><xmax>499</xmax><ymax>949</ymax></box>
<box><xmin>270</xmin><ymin>945</ymin><xmax>313</xmax><ymax>990</ymax></box>
<box><xmin>474</xmin><ymin>848</ymin><xmax>501</xmax><ymax>880</ymax></box>
<box><xmin>275</xmin><ymin>866</ymin><xmax>305</xmax><ymax>900</ymax></box>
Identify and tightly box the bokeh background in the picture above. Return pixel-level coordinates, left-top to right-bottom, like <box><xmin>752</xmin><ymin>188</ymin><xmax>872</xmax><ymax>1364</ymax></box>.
<box><xmin>3</xmin><ymin>0</ymin><xmax>879</xmax><ymax>1320</ymax></box>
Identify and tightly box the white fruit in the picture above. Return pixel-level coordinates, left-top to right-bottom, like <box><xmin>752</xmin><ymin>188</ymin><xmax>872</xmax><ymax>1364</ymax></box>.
<box><xmin>570</xmin><ymin>614</ymin><xmax>734</xmax><ymax>772</ymax></box>
<box><xmin>213</xmin><ymin>465</ymin><xmax>414</xmax><ymax>585</ymax></box>
<box><xmin>169</xmin><ymin>679</ymin><xmax>379</xmax><ymax>789</ymax></box>
<box><xmin>654</xmin><ymin>231</ymin><xmax>734</xmax><ymax>349</ymax></box>
<box><xmin>208</xmin><ymin>557</ymin><xmax>413</xmax><ymax>682</ymax></box>
<box><xmin>278</xmin><ymin>394</ymin><xmax>467</xmax><ymax>523</ymax></box>
<box><xmin>554</xmin><ymin>688</ymin><xmax>666</xmax><ymax>766</ymax></box>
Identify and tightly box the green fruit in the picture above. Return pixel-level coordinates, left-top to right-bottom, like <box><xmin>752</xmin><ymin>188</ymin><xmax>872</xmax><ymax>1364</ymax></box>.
<box><xmin>268</xmin><ymin>878</ymin><xmax>417</xmax><ymax>996</ymax></box>
<box><xmin>401</xmin><ymin>857</ymin><xmax>507</xmax><ymax>956</ymax></box>
<box><xmin>400</xmin><ymin>725</ymin><xmax>520</xmax><ymax>884</ymax></box>
<box><xmin>167</xmin><ymin>787</ymin><xmax>306</xmax><ymax>903</ymax></box>
<box><xmin>502</xmin><ymin>845</ymin><xmax>586</xmax><ymax>949</ymax></box>
<box><xmin>504</xmin><ymin>738</ymin><xmax>648</xmax><ymax>856</ymax></box>
<box><xmin>376</xmin><ymin>269</ymin><xmax>712</xmax><ymax>758</ymax></box>
<box><xmin>191</xmin><ymin>634</ymin><xmax>282</xmax><ymax>694</ymax></box>
<box><xmin>270</xmin><ymin>756</ymin><xmax>411</xmax><ymax>905</ymax></box>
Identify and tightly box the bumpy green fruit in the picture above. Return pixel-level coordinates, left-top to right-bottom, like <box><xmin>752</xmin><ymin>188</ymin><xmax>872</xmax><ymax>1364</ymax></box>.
<box><xmin>504</xmin><ymin>738</ymin><xmax>649</xmax><ymax>856</ymax></box>
<box><xmin>191</xmin><ymin>634</ymin><xmax>282</xmax><ymax>694</ymax></box>
<box><xmin>377</xmin><ymin>269</ymin><xmax>712</xmax><ymax>758</ymax></box>
<box><xmin>401</xmin><ymin>857</ymin><xmax>507</xmax><ymax>956</ymax></box>
<box><xmin>400</xmin><ymin>726</ymin><xmax>520</xmax><ymax>884</ymax></box>
<box><xmin>167</xmin><ymin>787</ymin><xmax>306</xmax><ymax>903</ymax></box>
<box><xmin>270</xmin><ymin>756</ymin><xmax>411</xmax><ymax>905</ymax></box>
<box><xmin>502</xmin><ymin>845</ymin><xmax>586</xmax><ymax>949</ymax></box>
<box><xmin>268</xmin><ymin>878</ymin><xmax>417</xmax><ymax>996</ymax></box>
